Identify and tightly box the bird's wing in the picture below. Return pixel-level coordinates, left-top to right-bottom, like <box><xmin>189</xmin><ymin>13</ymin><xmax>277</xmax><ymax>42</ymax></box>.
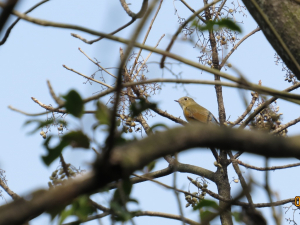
<box><xmin>208</xmin><ymin>113</ymin><xmax>219</xmax><ymax>124</ymax></box>
<box><xmin>184</xmin><ymin>105</ymin><xmax>210</xmax><ymax>123</ymax></box>
<box><xmin>185</xmin><ymin>105</ymin><xmax>219</xmax><ymax>124</ymax></box>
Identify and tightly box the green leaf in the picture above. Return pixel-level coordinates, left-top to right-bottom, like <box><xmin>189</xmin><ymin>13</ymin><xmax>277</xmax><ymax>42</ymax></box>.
<box><xmin>24</xmin><ymin>119</ymin><xmax>67</xmax><ymax>135</ymax></box>
<box><xmin>62</xmin><ymin>90</ymin><xmax>84</xmax><ymax>118</ymax></box>
<box><xmin>42</xmin><ymin>131</ymin><xmax>90</xmax><ymax>166</ymax></box>
<box><xmin>95</xmin><ymin>101</ymin><xmax>110</xmax><ymax>125</ymax></box>
<box><xmin>200</xmin><ymin>210</ymin><xmax>215</xmax><ymax>221</ymax></box>
<box><xmin>232</xmin><ymin>211</ymin><xmax>242</xmax><ymax>222</ymax></box>
<box><xmin>46</xmin><ymin>203</ymin><xmax>68</xmax><ymax>222</ymax></box>
<box><xmin>114</xmin><ymin>134</ymin><xmax>130</xmax><ymax>146</ymax></box>
<box><xmin>110</xmin><ymin>201</ymin><xmax>133</xmax><ymax>222</ymax></box>
<box><xmin>63</xmin><ymin>131</ymin><xmax>90</xmax><ymax>148</ymax></box>
<box><xmin>192</xmin><ymin>18</ymin><xmax>242</xmax><ymax>32</ymax></box>
<box><xmin>71</xmin><ymin>195</ymin><xmax>96</xmax><ymax>221</ymax></box>
<box><xmin>42</xmin><ymin>136</ymin><xmax>69</xmax><ymax>166</ymax></box>
<box><xmin>194</xmin><ymin>199</ymin><xmax>219</xmax><ymax>210</ymax></box>
<box><xmin>128</xmin><ymin>198</ymin><xmax>139</xmax><ymax>204</ymax></box>
<box><xmin>146</xmin><ymin>160</ymin><xmax>156</xmax><ymax>172</ymax></box>
<box><xmin>57</xmin><ymin>195</ymin><xmax>96</xmax><ymax>224</ymax></box>
<box><xmin>130</xmin><ymin>98</ymin><xmax>156</xmax><ymax>117</ymax></box>
<box><xmin>149</xmin><ymin>123</ymin><xmax>168</xmax><ymax>133</ymax></box>
<box><xmin>58</xmin><ymin>208</ymin><xmax>74</xmax><ymax>225</ymax></box>
<box><xmin>113</xmin><ymin>178</ymin><xmax>133</xmax><ymax>203</ymax></box>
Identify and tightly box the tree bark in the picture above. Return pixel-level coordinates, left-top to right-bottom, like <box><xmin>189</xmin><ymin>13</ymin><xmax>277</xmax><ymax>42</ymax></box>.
<box><xmin>242</xmin><ymin>0</ymin><xmax>300</xmax><ymax>80</ymax></box>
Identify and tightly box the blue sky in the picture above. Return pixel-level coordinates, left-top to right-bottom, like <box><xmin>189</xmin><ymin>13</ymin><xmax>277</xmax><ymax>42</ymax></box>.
<box><xmin>1</xmin><ymin>0</ymin><xmax>300</xmax><ymax>224</ymax></box>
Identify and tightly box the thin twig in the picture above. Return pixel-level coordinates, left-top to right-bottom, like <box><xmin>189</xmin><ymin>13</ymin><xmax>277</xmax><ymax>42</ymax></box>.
<box><xmin>219</xmin><ymin>27</ymin><xmax>261</xmax><ymax>69</ymax></box>
<box><xmin>62</xmin><ymin>212</ymin><xmax>110</xmax><ymax>225</ymax></box>
<box><xmin>264</xmin><ymin>159</ymin><xmax>281</xmax><ymax>225</ymax></box>
<box><xmin>31</xmin><ymin>97</ymin><xmax>65</xmax><ymax>113</ymax></box>
<box><xmin>240</xmin><ymin>81</ymin><xmax>300</xmax><ymax>129</ymax></box>
<box><xmin>63</xmin><ymin>65</ymin><xmax>113</xmax><ymax>88</ymax></box>
<box><xmin>234</xmin><ymin>159</ymin><xmax>300</xmax><ymax>171</ymax></box>
<box><xmin>130</xmin><ymin>0</ymin><xmax>163</xmax><ymax>78</ymax></box>
<box><xmin>59</xmin><ymin>155</ymin><xmax>70</xmax><ymax>178</ymax></box>
<box><xmin>76</xmin><ymin>0</ymin><xmax>148</xmax><ymax>44</ymax></box>
<box><xmin>0</xmin><ymin>178</ymin><xmax>20</xmax><ymax>200</ymax></box>
<box><xmin>228</xmin><ymin>151</ymin><xmax>254</xmax><ymax>208</ymax></box>
<box><xmin>9</xmin><ymin>79</ymin><xmax>300</xmax><ymax>118</ymax></box>
<box><xmin>87</xmin><ymin>19</ymin><xmax>136</xmax><ymax>44</ymax></box>
<box><xmin>120</xmin><ymin>0</ymin><xmax>148</xmax><ymax>18</ymax></box>
<box><xmin>78</xmin><ymin>48</ymin><xmax>116</xmax><ymax>78</ymax></box>
<box><xmin>180</xmin><ymin>0</ymin><xmax>206</xmax><ymax>22</ymax></box>
<box><xmin>63</xmin><ymin>210</ymin><xmax>201</xmax><ymax>225</ymax></box>
<box><xmin>160</xmin><ymin>0</ymin><xmax>221</xmax><ymax>68</ymax></box>
<box><xmin>133</xmin><ymin>34</ymin><xmax>165</xmax><ymax>81</ymax></box>
<box><xmin>132</xmin><ymin>173</ymin><xmax>203</xmax><ymax>200</ymax></box>
<box><xmin>231</xmin><ymin>91</ymin><xmax>258</xmax><ymax>126</ymax></box>
<box><xmin>2</xmin><ymin>3</ymin><xmax>300</xmax><ymax>103</ymax></box>
<box><xmin>47</xmin><ymin>80</ymin><xmax>64</xmax><ymax>105</ymax></box>
<box><xmin>270</xmin><ymin>116</ymin><xmax>300</xmax><ymax>134</ymax></box>
<box><xmin>173</xmin><ymin>169</ymin><xmax>186</xmax><ymax>225</ymax></box>
<box><xmin>215</xmin><ymin>0</ymin><xmax>227</xmax><ymax>19</ymax></box>
<box><xmin>105</xmin><ymin>0</ymin><xmax>157</xmax><ymax>155</ymax></box>
<box><xmin>91</xmin><ymin>147</ymin><xmax>100</xmax><ymax>155</ymax></box>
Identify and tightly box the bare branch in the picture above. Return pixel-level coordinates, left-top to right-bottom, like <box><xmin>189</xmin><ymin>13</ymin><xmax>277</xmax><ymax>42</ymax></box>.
<box><xmin>47</xmin><ymin>80</ymin><xmax>64</xmax><ymax>105</ymax></box>
<box><xmin>271</xmin><ymin>116</ymin><xmax>300</xmax><ymax>134</ymax></box>
<box><xmin>0</xmin><ymin>178</ymin><xmax>20</xmax><ymax>201</ymax></box>
<box><xmin>228</xmin><ymin>151</ymin><xmax>254</xmax><ymax>208</ymax></box>
<box><xmin>215</xmin><ymin>0</ymin><xmax>227</xmax><ymax>19</ymax></box>
<box><xmin>85</xmin><ymin>18</ymin><xmax>136</xmax><ymax>44</ymax></box>
<box><xmin>78</xmin><ymin>48</ymin><xmax>116</xmax><ymax>78</ymax></box>
<box><xmin>234</xmin><ymin>159</ymin><xmax>300</xmax><ymax>171</ymax></box>
<box><xmin>219</xmin><ymin>27</ymin><xmax>261</xmax><ymax>69</ymax></box>
<box><xmin>135</xmin><ymin>211</ymin><xmax>200</xmax><ymax>225</ymax></box>
<box><xmin>63</xmin><ymin>212</ymin><xmax>110</xmax><ymax>225</ymax></box>
<box><xmin>63</xmin><ymin>65</ymin><xmax>113</xmax><ymax>88</ymax></box>
<box><xmin>231</xmin><ymin>91</ymin><xmax>258</xmax><ymax>126</ymax></box>
<box><xmin>240</xmin><ymin>82</ymin><xmax>300</xmax><ymax>129</ymax></box>
<box><xmin>160</xmin><ymin>0</ymin><xmax>221</xmax><ymax>68</ymax></box>
<box><xmin>9</xmin><ymin>79</ymin><xmax>300</xmax><ymax>118</ymax></box>
<box><xmin>2</xmin><ymin>4</ymin><xmax>300</xmax><ymax>104</ymax></box>
<box><xmin>131</xmin><ymin>0</ymin><xmax>164</xmax><ymax>78</ymax></box>
<box><xmin>64</xmin><ymin>210</ymin><xmax>201</xmax><ymax>225</ymax></box>
<box><xmin>180</xmin><ymin>0</ymin><xmax>206</xmax><ymax>22</ymax></box>
<box><xmin>105</xmin><ymin>0</ymin><xmax>157</xmax><ymax>155</ymax></box>
<box><xmin>1</xmin><ymin>124</ymin><xmax>300</xmax><ymax>224</ymax></box>
<box><xmin>0</xmin><ymin>0</ymin><xmax>49</xmax><ymax>45</ymax></box>
<box><xmin>72</xmin><ymin>0</ymin><xmax>149</xmax><ymax>44</ymax></box>
<box><xmin>132</xmin><ymin>173</ymin><xmax>201</xmax><ymax>200</ymax></box>
<box><xmin>264</xmin><ymin>159</ymin><xmax>281</xmax><ymax>224</ymax></box>
<box><xmin>119</xmin><ymin>0</ymin><xmax>148</xmax><ymax>18</ymax></box>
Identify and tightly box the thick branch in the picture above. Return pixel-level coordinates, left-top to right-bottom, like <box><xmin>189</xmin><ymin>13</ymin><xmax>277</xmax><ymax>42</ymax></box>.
<box><xmin>242</xmin><ymin>0</ymin><xmax>300</xmax><ymax>80</ymax></box>
<box><xmin>0</xmin><ymin>178</ymin><xmax>20</xmax><ymax>200</ymax></box>
<box><xmin>1</xmin><ymin>125</ymin><xmax>300</xmax><ymax>224</ymax></box>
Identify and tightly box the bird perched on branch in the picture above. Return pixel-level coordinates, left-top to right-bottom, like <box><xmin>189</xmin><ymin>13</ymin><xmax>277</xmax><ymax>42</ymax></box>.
<box><xmin>175</xmin><ymin>96</ymin><xmax>218</xmax><ymax>124</ymax></box>
<box><xmin>175</xmin><ymin>96</ymin><xmax>219</xmax><ymax>161</ymax></box>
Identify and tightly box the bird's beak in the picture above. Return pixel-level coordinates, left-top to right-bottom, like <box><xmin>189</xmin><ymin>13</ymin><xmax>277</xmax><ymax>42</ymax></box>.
<box><xmin>174</xmin><ymin>100</ymin><xmax>178</xmax><ymax>103</ymax></box>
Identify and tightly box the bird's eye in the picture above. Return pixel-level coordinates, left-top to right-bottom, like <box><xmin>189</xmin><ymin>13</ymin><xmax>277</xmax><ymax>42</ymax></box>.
<box><xmin>184</xmin><ymin>98</ymin><xmax>188</xmax><ymax>100</ymax></box>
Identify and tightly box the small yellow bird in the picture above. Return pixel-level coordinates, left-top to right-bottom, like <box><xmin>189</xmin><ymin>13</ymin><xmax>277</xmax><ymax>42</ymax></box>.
<box><xmin>175</xmin><ymin>96</ymin><xmax>218</xmax><ymax>124</ymax></box>
<box><xmin>175</xmin><ymin>96</ymin><xmax>219</xmax><ymax>161</ymax></box>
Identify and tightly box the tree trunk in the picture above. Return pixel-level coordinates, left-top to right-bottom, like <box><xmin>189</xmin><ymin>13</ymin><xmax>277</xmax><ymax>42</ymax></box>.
<box><xmin>242</xmin><ymin>0</ymin><xmax>300</xmax><ymax>79</ymax></box>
